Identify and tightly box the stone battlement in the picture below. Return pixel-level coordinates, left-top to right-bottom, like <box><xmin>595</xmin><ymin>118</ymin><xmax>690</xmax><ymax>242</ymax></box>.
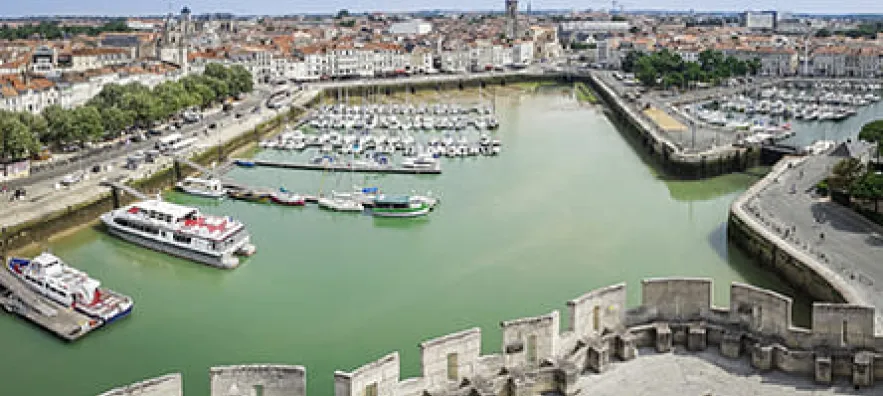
<box><xmin>98</xmin><ymin>278</ymin><xmax>883</xmax><ymax>396</ymax></box>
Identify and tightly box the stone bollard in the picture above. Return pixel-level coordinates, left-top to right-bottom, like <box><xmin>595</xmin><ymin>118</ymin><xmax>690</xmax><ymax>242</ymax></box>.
<box><xmin>586</xmin><ymin>342</ymin><xmax>609</xmax><ymax>373</ymax></box>
<box><xmin>853</xmin><ymin>352</ymin><xmax>874</xmax><ymax>388</ymax></box>
<box><xmin>720</xmin><ymin>332</ymin><xmax>742</xmax><ymax>359</ymax></box>
<box><xmin>615</xmin><ymin>333</ymin><xmax>637</xmax><ymax>361</ymax></box>
<box><xmin>687</xmin><ymin>323</ymin><xmax>707</xmax><ymax>351</ymax></box>
<box><xmin>814</xmin><ymin>354</ymin><xmax>832</xmax><ymax>385</ymax></box>
<box><xmin>750</xmin><ymin>345</ymin><xmax>773</xmax><ymax>371</ymax></box>
<box><xmin>655</xmin><ymin>323</ymin><xmax>672</xmax><ymax>353</ymax></box>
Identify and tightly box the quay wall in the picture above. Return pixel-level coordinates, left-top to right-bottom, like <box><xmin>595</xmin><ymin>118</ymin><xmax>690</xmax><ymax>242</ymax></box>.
<box><xmin>99</xmin><ymin>278</ymin><xmax>883</xmax><ymax>395</ymax></box>
<box><xmin>727</xmin><ymin>157</ymin><xmax>851</xmax><ymax>305</ymax></box>
<box><xmin>0</xmin><ymin>101</ymin><xmax>313</xmax><ymax>258</ymax></box>
<box><xmin>584</xmin><ymin>72</ymin><xmax>760</xmax><ymax>179</ymax></box>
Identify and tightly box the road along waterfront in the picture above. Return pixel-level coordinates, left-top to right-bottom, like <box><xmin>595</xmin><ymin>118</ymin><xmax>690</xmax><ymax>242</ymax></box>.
<box><xmin>0</xmin><ymin>87</ymin><xmax>814</xmax><ymax>396</ymax></box>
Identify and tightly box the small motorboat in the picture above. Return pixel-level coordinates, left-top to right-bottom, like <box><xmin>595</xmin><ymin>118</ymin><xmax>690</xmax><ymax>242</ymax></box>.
<box><xmin>271</xmin><ymin>188</ymin><xmax>305</xmax><ymax>206</ymax></box>
<box><xmin>235</xmin><ymin>160</ymin><xmax>256</xmax><ymax>168</ymax></box>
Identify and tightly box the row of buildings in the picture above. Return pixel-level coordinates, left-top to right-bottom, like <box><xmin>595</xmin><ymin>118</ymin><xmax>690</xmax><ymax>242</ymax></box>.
<box><xmin>562</xmin><ymin>19</ymin><xmax>883</xmax><ymax>78</ymax></box>
<box><xmin>1</xmin><ymin>7</ymin><xmax>562</xmax><ymax>114</ymax></box>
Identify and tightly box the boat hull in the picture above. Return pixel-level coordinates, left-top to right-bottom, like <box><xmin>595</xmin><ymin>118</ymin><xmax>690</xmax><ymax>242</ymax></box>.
<box><xmin>101</xmin><ymin>216</ymin><xmax>240</xmax><ymax>269</ymax></box>
<box><xmin>176</xmin><ymin>186</ymin><xmax>226</xmax><ymax>199</ymax></box>
<box><xmin>271</xmin><ymin>196</ymin><xmax>305</xmax><ymax>206</ymax></box>
<box><xmin>372</xmin><ymin>206</ymin><xmax>431</xmax><ymax>218</ymax></box>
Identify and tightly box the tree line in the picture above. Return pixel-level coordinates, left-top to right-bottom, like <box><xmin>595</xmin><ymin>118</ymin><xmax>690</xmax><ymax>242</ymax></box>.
<box><xmin>0</xmin><ymin>20</ymin><xmax>131</xmax><ymax>41</ymax></box>
<box><xmin>825</xmin><ymin>120</ymin><xmax>883</xmax><ymax>221</ymax></box>
<box><xmin>0</xmin><ymin>64</ymin><xmax>253</xmax><ymax>161</ymax></box>
<box><xmin>622</xmin><ymin>49</ymin><xmax>761</xmax><ymax>89</ymax></box>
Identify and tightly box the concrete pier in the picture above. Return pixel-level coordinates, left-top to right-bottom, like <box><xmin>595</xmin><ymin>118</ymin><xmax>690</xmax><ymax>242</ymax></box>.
<box><xmin>0</xmin><ymin>268</ymin><xmax>99</xmax><ymax>341</ymax></box>
<box><xmin>233</xmin><ymin>158</ymin><xmax>442</xmax><ymax>175</ymax></box>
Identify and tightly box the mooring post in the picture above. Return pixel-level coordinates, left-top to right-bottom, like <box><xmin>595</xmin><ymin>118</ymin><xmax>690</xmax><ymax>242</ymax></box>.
<box><xmin>1</xmin><ymin>226</ymin><xmax>7</xmax><ymax>263</ymax></box>
<box><xmin>173</xmin><ymin>159</ymin><xmax>180</xmax><ymax>182</ymax></box>
<box><xmin>111</xmin><ymin>188</ymin><xmax>120</xmax><ymax>209</ymax></box>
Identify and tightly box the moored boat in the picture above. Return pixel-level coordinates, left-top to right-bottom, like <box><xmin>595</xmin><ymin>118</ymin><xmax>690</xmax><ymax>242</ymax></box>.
<box><xmin>99</xmin><ymin>198</ymin><xmax>256</xmax><ymax>268</ymax></box>
<box><xmin>7</xmin><ymin>253</ymin><xmax>134</xmax><ymax>324</ymax></box>
<box><xmin>175</xmin><ymin>177</ymin><xmax>227</xmax><ymax>199</ymax></box>
<box><xmin>371</xmin><ymin>195</ymin><xmax>433</xmax><ymax>218</ymax></box>
<box><xmin>271</xmin><ymin>188</ymin><xmax>306</xmax><ymax>206</ymax></box>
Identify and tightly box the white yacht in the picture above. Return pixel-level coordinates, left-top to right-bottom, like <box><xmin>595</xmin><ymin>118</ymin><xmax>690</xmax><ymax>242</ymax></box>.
<box><xmin>100</xmin><ymin>198</ymin><xmax>256</xmax><ymax>268</ymax></box>
<box><xmin>7</xmin><ymin>253</ymin><xmax>134</xmax><ymax>324</ymax></box>
<box><xmin>175</xmin><ymin>177</ymin><xmax>227</xmax><ymax>199</ymax></box>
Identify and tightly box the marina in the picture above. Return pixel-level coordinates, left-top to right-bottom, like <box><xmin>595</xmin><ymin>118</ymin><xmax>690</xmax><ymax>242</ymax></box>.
<box><xmin>680</xmin><ymin>80</ymin><xmax>882</xmax><ymax>145</ymax></box>
<box><xmin>0</xmin><ymin>90</ymin><xmax>822</xmax><ymax>396</ymax></box>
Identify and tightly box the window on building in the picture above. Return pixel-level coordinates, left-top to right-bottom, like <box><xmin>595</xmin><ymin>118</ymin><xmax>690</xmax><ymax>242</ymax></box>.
<box><xmin>364</xmin><ymin>383</ymin><xmax>377</xmax><ymax>396</ymax></box>
<box><xmin>446</xmin><ymin>353</ymin><xmax>458</xmax><ymax>381</ymax></box>
<box><xmin>527</xmin><ymin>334</ymin><xmax>537</xmax><ymax>365</ymax></box>
<box><xmin>842</xmin><ymin>320</ymin><xmax>848</xmax><ymax>346</ymax></box>
<box><xmin>253</xmin><ymin>384</ymin><xmax>264</xmax><ymax>396</ymax></box>
<box><xmin>593</xmin><ymin>305</ymin><xmax>600</xmax><ymax>331</ymax></box>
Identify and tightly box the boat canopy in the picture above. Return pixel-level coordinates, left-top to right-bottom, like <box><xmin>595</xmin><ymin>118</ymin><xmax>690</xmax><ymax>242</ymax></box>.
<box><xmin>362</xmin><ymin>187</ymin><xmax>378</xmax><ymax>193</ymax></box>
<box><xmin>375</xmin><ymin>195</ymin><xmax>410</xmax><ymax>205</ymax></box>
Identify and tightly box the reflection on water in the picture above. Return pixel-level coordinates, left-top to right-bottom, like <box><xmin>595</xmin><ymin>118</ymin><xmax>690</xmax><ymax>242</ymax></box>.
<box><xmin>0</xmin><ymin>89</ymin><xmax>814</xmax><ymax>396</ymax></box>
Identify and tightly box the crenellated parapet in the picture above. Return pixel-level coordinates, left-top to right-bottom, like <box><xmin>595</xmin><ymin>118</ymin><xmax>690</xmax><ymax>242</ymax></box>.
<box><xmin>97</xmin><ymin>278</ymin><xmax>883</xmax><ymax>396</ymax></box>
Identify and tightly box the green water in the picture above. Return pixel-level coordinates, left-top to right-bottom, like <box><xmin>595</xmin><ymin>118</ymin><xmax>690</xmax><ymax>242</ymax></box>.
<box><xmin>0</xmin><ymin>90</ymin><xmax>809</xmax><ymax>396</ymax></box>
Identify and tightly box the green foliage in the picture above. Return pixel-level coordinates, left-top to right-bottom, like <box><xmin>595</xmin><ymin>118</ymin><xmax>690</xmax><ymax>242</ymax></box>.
<box><xmin>5</xmin><ymin>64</ymin><xmax>253</xmax><ymax>153</ymax></box>
<box><xmin>337</xmin><ymin>20</ymin><xmax>356</xmax><ymax>28</ymax></box>
<box><xmin>570</xmin><ymin>41</ymin><xmax>595</xmax><ymax>50</ymax></box>
<box><xmin>829</xmin><ymin>157</ymin><xmax>866</xmax><ymax>191</ymax></box>
<box><xmin>628</xmin><ymin>49</ymin><xmax>756</xmax><ymax>89</ymax></box>
<box><xmin>815</xmin><ymin>28</ymin><xmax>832</xmax><ymax>38</ymax></box>
<box><xmin>0</xmin><ymin>19</ymin><xmax>130</xmax><ymax>40</ymax></box>
<box><xmin>335</xmin><ymin>9</ymin><xmax>350</xmax><ymax>19</ymax></box>
<box><xmin>574</xmin><ymin>82</ymin><xmax>599</xmax><ymax>104</ymax></box>
<box><xmin>851</xmin><ymin>172</ymin><xmax>883</xmax><ymax>200</ymax></box>
<box><xmin>611</xmin><ymin>15</ymin><xmax>627</xmax><ymax>22</ymax></box>
<box><xmin>0</xmin><ymin>112</ymin><xmax>40</xmax><ymax>159</ymax></box>
<box><xmin>859</xmin><ymin>120</ymin><xmax>883</xmax><ymax>156</ymax></box>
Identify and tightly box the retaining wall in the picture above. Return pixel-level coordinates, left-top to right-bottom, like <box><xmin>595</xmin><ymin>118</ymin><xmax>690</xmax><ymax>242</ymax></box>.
<box><xmin>99</xmin><ymin>278</ymin><xmax>883</xmax><ymax>395</ymax></box>
<box><xmin>585</xmin><ymin>72</ymin><xmax>760</xmax><ymax>179</ymax></box>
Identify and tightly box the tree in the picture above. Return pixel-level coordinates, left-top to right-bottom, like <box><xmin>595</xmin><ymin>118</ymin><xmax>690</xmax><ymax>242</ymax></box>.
<box><xmin>858</xmin><ymin>119</ymin><xmax>883</xmax><ymax>158</ymax></box>
<box><xmin>70</xmin><ymin>106</ymin><xmax>104</xmax><ymax>142</ymax></box>
<box><xmin>335</xmin><ymin>9</ymin><xmax>350</xmax><ymax>19</ymax></box>
<box><xmin>0</xmin><ymin>116</ymin><xmax>40</xmax><ymax>159</ymax></box>
<box><xmin>41</xmin><ymin>105</ymin><xmax>75</xmax><ymax>145</ymax></box>
<box><xmin>100</xmin><ymin>106</ymin><xmax>134</xmax><ymax>136</ymax></box>
<box><xmin>851</xmin><ymin>172</ymin><xmax>883</xmax><ymax>213</ymax></box>
<box><xmin>815</xmin><ymin>29</ymin><xmax>832</xmax><ymax>38</ymax></box>
<box><xmin>829</xmin><ymin>157</ymin><xmax>865</xmax><ymax>192</ymax></box>
<box><xmin>629</xmin><ymin>26</ymin><xmax>640</xmax><ymax>34</ymax></box>
<box><xmin>621</xmin><ymin>50</ymin><xmax>642</xmax><ymax>73</ymax></box>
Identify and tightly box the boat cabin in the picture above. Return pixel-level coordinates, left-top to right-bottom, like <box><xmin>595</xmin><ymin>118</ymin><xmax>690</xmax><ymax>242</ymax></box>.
<box><xmin>373</xmin><ymin>195</ymin><xmax>413</xmax><ymax>209</ymax></box>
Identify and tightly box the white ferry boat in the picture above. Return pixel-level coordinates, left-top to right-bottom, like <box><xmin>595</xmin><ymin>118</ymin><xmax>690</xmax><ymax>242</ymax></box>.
<box><xmin>100</xmin><ymin>198</ymin><xmax>256</xmax><ymax>268</ymax></box>
<box><xmin>7</xmin><ymin>253</ymin><xmax>133</xmax><ymax>324</ymax></box>
<box><xmin>175</xmin><ymin>177</ymin><xmax>227</xmax><ymax>199</ymax></box>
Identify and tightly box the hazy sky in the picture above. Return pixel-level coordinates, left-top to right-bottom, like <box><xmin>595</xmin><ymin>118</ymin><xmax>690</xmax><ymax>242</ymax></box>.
<box><xmin>3</xmin><ymin>0</ymin><xmax>883</xmax><ymax>17</ymax></box>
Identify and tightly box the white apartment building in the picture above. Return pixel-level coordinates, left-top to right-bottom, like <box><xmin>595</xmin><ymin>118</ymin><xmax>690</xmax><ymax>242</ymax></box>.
<box><xmin>298</xmin><ymin>42</ymin><xmax>408</xmax><ymax>79</ymax></box>
<box><xmin>389</xmin><ymin>20</ymin><xmax>433</xmax><ymax>36</ymax></box>
<box><xmin>66</xmin><ymin>48</ymin><xmax>135</xmax><ymax>72</ymax></box>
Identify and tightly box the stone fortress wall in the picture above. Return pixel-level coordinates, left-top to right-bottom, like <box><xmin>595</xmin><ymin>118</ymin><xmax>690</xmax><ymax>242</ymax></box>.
<box><xmin>99</xmin><ymin>277</ymin><xmax>883</xmax><ymax>396</ymax></box>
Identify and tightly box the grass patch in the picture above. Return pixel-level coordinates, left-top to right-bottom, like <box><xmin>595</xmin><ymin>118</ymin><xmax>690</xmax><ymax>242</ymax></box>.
<box><xmin>574</xmin><ymin>82</ymin><xmax>599</xmax><ymax>104</ymax></box>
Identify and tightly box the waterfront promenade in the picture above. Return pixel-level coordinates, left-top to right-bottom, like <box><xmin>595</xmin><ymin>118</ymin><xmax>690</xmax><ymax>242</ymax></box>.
<box><xmin>0</xmin><ymin>88</ymin><xmax>319</xmax><ymax>234</ymax></box>
<box><xmin>732</xmin><ymin>151</ymin><xmax>883</xmax><ymax>333</ymax></box>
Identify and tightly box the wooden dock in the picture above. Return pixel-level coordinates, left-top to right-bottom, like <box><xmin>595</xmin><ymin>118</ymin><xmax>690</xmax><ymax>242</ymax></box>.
<box><xmin>0</xmin><ymin>269</ymin><xmax>99</xmax><ymax>341</ymax></box>
<box><xmin>232</xmin><ymin>158</ymin><xmax>442</xmax><ymax>175</ymax></box>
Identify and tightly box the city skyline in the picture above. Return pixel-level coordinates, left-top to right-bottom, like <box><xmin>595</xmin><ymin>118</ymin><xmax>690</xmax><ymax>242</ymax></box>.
<box><xmin>3</xmin><ymin>0</ymin><xmax>883</xmax><ymax>18</ymax></box>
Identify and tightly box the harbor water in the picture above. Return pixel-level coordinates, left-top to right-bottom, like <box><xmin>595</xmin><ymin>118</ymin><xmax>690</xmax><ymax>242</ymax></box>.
<box><xmin>0</xmin><ymin>87</ymin><xmax>818</xmax><ymax>396</ymax></box>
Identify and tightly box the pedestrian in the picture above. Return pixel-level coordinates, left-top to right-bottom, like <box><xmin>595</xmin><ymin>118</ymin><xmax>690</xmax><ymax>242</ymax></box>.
<box><xmin>820</xmin><ymin>232</ymin><xmax>825</xmax><ymax>242</ymax></box>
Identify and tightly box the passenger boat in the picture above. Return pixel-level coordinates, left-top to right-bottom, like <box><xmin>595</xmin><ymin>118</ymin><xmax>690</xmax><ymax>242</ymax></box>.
<box><xmin>99</xmin><ymin>198</ymin><xmax>256</xmax><ymax>268</ymax></box>
<box><xmin>371</xmin><ymin>195</ymin><xmax>433</xmax><ymax>218</ymax></box>
<box><xmin>175</xmin><ymin>177</ymin><xmax>227</xmax><ymax>198</ymax></box>
<box><xmin>271</xmin><ymin>188</ymin><xmax>306</xmax><ymax>206</ymax></box>
<box><xmin>7</xmin><ymin>253</ymin><xmax>134</xmax><ymax>323</ymax></box>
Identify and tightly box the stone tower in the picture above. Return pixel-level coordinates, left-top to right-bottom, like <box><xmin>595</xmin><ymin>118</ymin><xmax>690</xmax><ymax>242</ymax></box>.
<box><xmin>506</xmin><ymin>0</ymin><xmax>519</xmax><ymax>39</ymax></box>
<box><xmin>157</xmin><ymin>6</ymin><xmax>192</xmax><ymax>72</ymax></box>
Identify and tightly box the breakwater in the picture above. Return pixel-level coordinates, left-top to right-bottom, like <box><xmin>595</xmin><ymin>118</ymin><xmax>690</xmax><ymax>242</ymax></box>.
<box><xmin>99</xmin><ymin>278</ymin><xmax>883</xmax><ymax>396</ymax></box>
<box><xmin>584</xmin><ymin>72</ymin><xmax>760</xmax><ymax>179</ymax></box>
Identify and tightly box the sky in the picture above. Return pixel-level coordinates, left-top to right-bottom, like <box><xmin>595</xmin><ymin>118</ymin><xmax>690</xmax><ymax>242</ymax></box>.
<box><xmin>3</xmin><ymin>0</ymin><xmax>883</xmax><ymax>17</ymax></box>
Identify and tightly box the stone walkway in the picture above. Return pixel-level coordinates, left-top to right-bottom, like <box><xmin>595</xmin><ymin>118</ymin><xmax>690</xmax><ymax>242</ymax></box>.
<box><xmin>740</xmin><ymin>153</ymin><xmax>883</xmax><ymax>333</ymax></box>
<box><xmin>578</xmin><ymin>349</ymin><xmax>872</xmax><ymax>395</ymax></box>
